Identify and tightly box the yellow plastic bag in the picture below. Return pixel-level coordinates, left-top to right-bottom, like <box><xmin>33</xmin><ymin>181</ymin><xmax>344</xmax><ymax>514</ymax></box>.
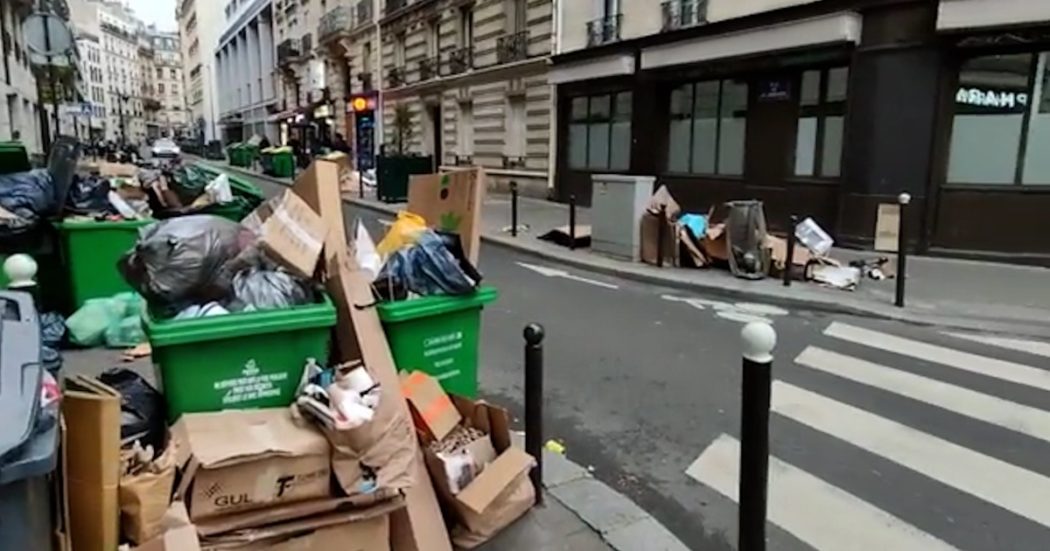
<box><xmin>376</xmin><ymin>211</ymin><xmax>427</xmax><ymax>257</ymax></box>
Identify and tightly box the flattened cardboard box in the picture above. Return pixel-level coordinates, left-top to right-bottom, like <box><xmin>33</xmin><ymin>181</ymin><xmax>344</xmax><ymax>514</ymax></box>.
<box><xmin>291</xmin><ymin>158</ymin><xmax>346</xmax><ymax>258</ymax></box>
<box><xmin>63</xmin><ymin>375</ymin><xmax>122</xmax><ymax>551</ymax></box>
<box><xmin>131</xmin><ymin>502</ymin><xmax>201</xmax><ymax>551</ymax></box>
<box><xmin>407</xmin><ymin>167</ymin><xmax>485</xmax><ymax>265</ymax></box>
<box><xmin>241</xmin><ymin>190</ymin><xmax>326</xmax><ymax>278</ymax></box>
<box><xmin>200</xmin><ymin>498</ymin><xmax>403</xmax><ymax>551</ymax></box>
<box><xmin>401</xmin><ymin>370</ymin><xmax>461</xmax><ymax>442</ymax></box>
<box><xmin>172</xmin><ymin>409</ymin><xmax>331</xmax><ymax>520</ymax></box>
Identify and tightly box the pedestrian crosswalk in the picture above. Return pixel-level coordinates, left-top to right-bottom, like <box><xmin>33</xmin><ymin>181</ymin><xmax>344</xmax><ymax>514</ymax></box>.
<box><xmin>686</xmin><ymin>322</ymin><xmax>1050</xmax><ymax>550</ymax></box>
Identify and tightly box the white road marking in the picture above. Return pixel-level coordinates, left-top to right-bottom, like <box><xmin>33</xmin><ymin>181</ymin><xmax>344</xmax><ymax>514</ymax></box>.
<box><xmin>662</xmin><ymin>295</ymin><xmax>788</xmax><ymax>323</ymax></box>
<box><xmin>716</xmin><ymin>311</ymin><xmax>774</xmax><ymax>324</ymax></box>
<box><xmin>733</xmin><ymin>302</ymin><xmax>790</xmax><ymax>316</ymax></box>
<box><xmin>772</xmin><ymin>381</ymin><xmax>1050</xmax><ymax>527</ymax></box>
<box><xmin>825</xmin><ymin>322</ymin><xmax>1050</xmax><ymax>392</ymax></box>
<box><xmin>687</xmin><ymin>434</ymin><xmax>957</xmax><ymax>551</ymax></box>
<box><xmin>515</xmin><ymin>262</ymin><xmax>620</xmax><ymax>290</ymax></box>
<box><xmin>796</xmin><ymin>347</ymin><xmax>1050</xmax><ymax>443</ymax></box>
<box><xmin>943</xmin><ymin>332</ymin><xmax>1050</xmax><ymax>359</ymax></box>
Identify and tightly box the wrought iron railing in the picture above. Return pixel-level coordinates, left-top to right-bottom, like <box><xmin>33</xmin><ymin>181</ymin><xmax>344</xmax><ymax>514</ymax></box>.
<box><xmin>388</xmin><ymin>66</ymin><xmax>405</xmax><ymax>87</ymax></box>
<box><xmin>661</xmin><ymin>0</ymin><xmax>706</xmax><ymax>31</ymax></box>
<box><xmin>449</xmin><ymin>47</ymin><xmax>473</xmax><ymax>75</ymax></box>
<box><xmin>419</xmin><ymin>56</ymin><xmax>439</xmax><ymax>80</ymax></box>
<box><xmin>277</xmin><ymin>38</ymin><xmax>301</xmax><ymax>63</ymax></box>
<box><xmin>497</xmin><ymin>31</ymin><xmax>528</xmax><ymax>64</ymax></box>
<box><xmin>385</xmin><ymin>0</ymin><xmax>407</xmax><ymax>14</ymax></box>
<box><xmin>586</xmin><ymin>14</ymin><xmax>621</xmax><ymax>47</ymax></box>
<box><xmin>318</xmin><ymin>6</ymin><xmax>350</xmax><ymax>41</ymax></box>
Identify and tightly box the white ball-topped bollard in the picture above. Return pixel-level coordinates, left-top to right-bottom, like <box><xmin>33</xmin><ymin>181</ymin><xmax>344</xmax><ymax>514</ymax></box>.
<box><xmin>741</xmin><ymin>321</ymin><xmax>776</xmax><ymax>364</ymax></box>
<box><xmin>898</xmin><ymin>192</ymin><xmax>912</xmax><ymax>206</ymax></box>
<box><xmin>3</xmin><ymin>253</ymin><xmax>38</xmax><ymax>289</ymax></box>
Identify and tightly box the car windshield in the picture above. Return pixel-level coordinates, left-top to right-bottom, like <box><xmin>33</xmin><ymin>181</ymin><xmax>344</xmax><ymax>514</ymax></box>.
<box><xmin>154</xmin><ymin>139</ymin><xmax>175</xmax><ymax>148</ymax></box>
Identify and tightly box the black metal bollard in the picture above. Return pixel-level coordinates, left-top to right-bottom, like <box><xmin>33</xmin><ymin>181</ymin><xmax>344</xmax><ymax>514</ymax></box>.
<box><xmin>656</xmin><ymin>204</ymin><xmax>667</xmax><ymax>268</ymax></box>
<box><xmin>524</xmin><ymin>323</ymin><xmax>545</xmax><ymax>505</ymax></box>
<box><xmin>569</xmin><ymin>194</ymin><xmax>577</xmax><ymax>251</ymax></box>
<box><xmin>510</xmin><ymin>181</ymin><xmax>519</xmax><ymax>238</ymax></box>
<box><xmin>895</xmin><ymin>193</ymin><xmax>911</xmax><ymax>308</ymax></box>
<box><xmin>359</xmin><ymin>169</ymin><xmax>366</xmax><ymax>200</ymax></box>
<box><xmin>739</xmin><ymin>322</ymin><xmax>775</xmax><ymax>551</ymax></box>
<box><xmin>783</xmin><ymin>214</ymin><xmax>798</xmax><ymax>287</ymax></box>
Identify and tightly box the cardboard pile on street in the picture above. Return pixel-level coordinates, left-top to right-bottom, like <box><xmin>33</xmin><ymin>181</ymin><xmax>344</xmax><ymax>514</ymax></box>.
<box><xmin>59</xmin><ymin>158</ymin><xmax>535</xmax><ymax>551</ymax></box>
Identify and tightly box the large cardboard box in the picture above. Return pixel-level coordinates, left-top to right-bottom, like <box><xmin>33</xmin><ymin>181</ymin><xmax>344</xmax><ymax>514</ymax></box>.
<box><xmin>410</xmin><ymin>377</ymin><xmax>536</xmax><ymax>549</ymax></box>
<box><xmin>131</xmin><ymin>503</ymin><xmax>201</xmax><ymax>551</ymax></box>
<box><xmin>241</xmin><ymin>190</ymin><xmax>326</xmax><ymax>278</ymax></box>
<box><xmin>198</xmin><ymin>498</ymin><xmax>402</xmax><ymax>551</ymax></box>
<box><xmin>63</xmin><ymin>375</ymin><xmax>122</xmax><ymax>551</ymax></box>
<box><xmin>401</xmin><ymin>370</ymin><xmax>462</xmax><ymax>442</ymax></box>
<box><xmin>292</xmin><ymin>158</ymin><xmax>347</xmax><ymax>257</ymax></box>
<box><xmin>172</xmin><ymin>409</ymin><xmax>331</xmax><ymax>520</ymax></box>
<box><xmin>406</xmin><ymin>168</ymin><xmax>485</xmax><ymax>265</ymax></box>
<box><xmin>322</xmin><ymin>248</ymin><xmax>452</xmax><ymax>551</ymax></box>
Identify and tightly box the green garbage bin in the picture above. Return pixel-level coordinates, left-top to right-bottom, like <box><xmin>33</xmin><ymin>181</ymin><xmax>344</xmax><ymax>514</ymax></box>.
<box><xmin>0</xmin><ymin>141</ymin><xmax>30</xmax><ymax>175</ymax></box>
<box><xmin>376</xmin><ymin>286</ymin><xmax>497</xmax><ymax>398</ymax></box>
<box><xmin>271</xmin><ymin>148</ymin><xmax>294</xmax><ymax>178</ymax></box>
<box><xmin>144</xmin><ymin>295</ymin><xmax>336</xmax><ymax>421</ymax></box>
<box><xmin>55</xmin><ymin>218</ymin><xmax>152</xmax><ymax>310</ymax></box>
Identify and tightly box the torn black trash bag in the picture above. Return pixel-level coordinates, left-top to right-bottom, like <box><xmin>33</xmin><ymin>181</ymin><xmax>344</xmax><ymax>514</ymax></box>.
<box><xmin>376</xmin><ymin>230</ymin><xmax>481</xmax><ymax>298</ymax></box>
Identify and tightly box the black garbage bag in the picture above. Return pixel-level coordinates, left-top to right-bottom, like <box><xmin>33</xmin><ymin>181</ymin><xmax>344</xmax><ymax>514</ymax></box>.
<box><xmin>118</xmin><ymin>215</ymin><xmax>250</xmax><ymax>316</ymax></box>
<box><xmin>40</xmin><ymin>311</ymin><xmax>65</xmax><ymax>373</ymax></box>
<box><xmin>377</xmin><ymin>230</ymin><xmax>481</xmax><ymax>298</ymax></box>
<box><xmin>97</xmin><ymin>368</ymin><xmax>167</xmax><ymax>455</ymax></box>
<box><xmin>230</xmin><ymin>267</ymin><xmax>313</xmax><ymax>311</ymax></box>
<box><xmin>0</xmin><ymin>169</ymin><xmax>58</xmax><ymax>234</ymax></box>
<box><xmin>66</xmin><ymin>173</ymin><xmax>114</xmax><ymax>214</ymax></box>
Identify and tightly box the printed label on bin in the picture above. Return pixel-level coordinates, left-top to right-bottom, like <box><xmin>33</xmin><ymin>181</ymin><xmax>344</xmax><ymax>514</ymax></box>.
<box><xmin>213</xmin><ymin>360</ymin><xmax>289</xmax><ymax>405</ymax></box>
<box><xmin>423</xmin><ymin>331</ymin><xmax>463</xmax><ymax>380</ymax></box>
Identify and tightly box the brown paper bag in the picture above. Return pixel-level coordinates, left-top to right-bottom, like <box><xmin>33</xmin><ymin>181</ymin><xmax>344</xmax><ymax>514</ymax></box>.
<box><xmin>120</xmin><ymin>444</ymin><xmax>177</xmax><ymax>544</ymax></box>
<box><xmin>450</xmin><ymin>473</ymin><xmax>535</xmax><ymax>549</ymax></box>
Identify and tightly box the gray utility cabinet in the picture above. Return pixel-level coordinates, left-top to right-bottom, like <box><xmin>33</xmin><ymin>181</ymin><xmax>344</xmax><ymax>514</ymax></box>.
<box><xmin>590</xmin><ymin>174</ymin><xmax>655</xmax><ymax>261</ymax></box>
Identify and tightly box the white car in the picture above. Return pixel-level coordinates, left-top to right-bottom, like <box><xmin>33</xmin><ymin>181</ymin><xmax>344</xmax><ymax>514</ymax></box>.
<box><xmin>151</xmin><ymin>138</ymin><xmax>181</xmax><ymax>158</ymax></box>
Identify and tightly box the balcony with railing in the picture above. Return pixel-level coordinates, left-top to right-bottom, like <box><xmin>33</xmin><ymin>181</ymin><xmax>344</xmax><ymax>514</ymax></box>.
<box><xmin>388</xmin><ymin>66</ymin><xmax>405</xmax><ymax>87</ymax></box>
<box><xmin>318</xmin><ymin>5</ymin><xmax>351</xmax><ymax>43</ymax></box>
<box><xmin>385</xmin><ymin>0</ymin><xmax>407</xmax><ymax>14</ymax></box>
<box><xmin>355</xmin><ymin>0</ymin><xmax>373</xmax><ymax>27</ymax></box>
<box><xmin>449</xmin><ymin>47</ymin><xmax>473</xmax><ymax>75</ymax></box>
<box><xmin>586</xmin><ymin>14</ymin><xmax>622</xmax><ymax>47</ymax></box>
<box><xmin>661</xmin><ymin>0</ymin><xmax>706</xmax><ymax>31</ymax></box>
<box><xmin>497</xmin><ymin>31</ymin><xmax>529</xmax><ymax>64</ymax></box>
<box><xmin>277</xmin><ymin>38</ymin><xmax>301</xmax><ymax>64</ymax></box>
<box><xmin>419</xmin><ymin>56</ymin><xmax>439</xmax><ymax>80</ymax></box>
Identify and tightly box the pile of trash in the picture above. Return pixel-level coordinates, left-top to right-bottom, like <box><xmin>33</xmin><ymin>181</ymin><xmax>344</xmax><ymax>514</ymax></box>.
<box><xmin>640</xmin><ymin>186</ymin><xmax>895</xmax><ymax>291</ymax></box>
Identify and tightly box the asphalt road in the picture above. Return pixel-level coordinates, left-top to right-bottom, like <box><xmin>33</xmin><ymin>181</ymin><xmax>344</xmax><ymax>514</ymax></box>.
<box><xmin>245</xmin><ymin>174</ymin><xmax>1050</xmax><ymax>551</ymax></box>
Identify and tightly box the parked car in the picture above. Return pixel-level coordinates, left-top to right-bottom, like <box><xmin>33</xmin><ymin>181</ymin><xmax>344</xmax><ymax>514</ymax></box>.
<box><xmin>151</xmin><ymin>138</ymin><xmax>181</xmax><ymax>159</ymax></box>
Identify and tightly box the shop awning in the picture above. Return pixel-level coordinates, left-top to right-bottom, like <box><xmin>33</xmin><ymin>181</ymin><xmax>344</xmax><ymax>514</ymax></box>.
<box><xmin>640</xmin><ymin>12</ymin><xmax>862</xmax><ymax>71</ymax></box>
<box><xmin>937</xmin><ymin>0</ymin><xmax>1050</xmax><ymax>32</ymax></box>
<box><xmin>549</xmin><ymin>52</ymin><xmax>635</xmax><ymax>85</ymax></box>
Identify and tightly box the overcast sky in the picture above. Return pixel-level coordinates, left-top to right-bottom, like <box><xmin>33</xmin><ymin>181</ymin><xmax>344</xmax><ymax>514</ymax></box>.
<box><xmin>129</xmin><ymin>0</ymin><xmax>178</xmax><ymax>32</ymax></box>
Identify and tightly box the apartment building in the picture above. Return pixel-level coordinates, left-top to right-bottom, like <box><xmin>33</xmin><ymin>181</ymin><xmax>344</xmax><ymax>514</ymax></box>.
<box><xmin>214</xmin><ymin>0</ymin><xmax>278</xmax><ymax>143</ymax></box>
<box><xmin>96</xmin><ymin>1</ymin><xmax>144</xmax><ymax>143</ymax></box>
<box><xmin>551</xmin><ymin>0</ymin><xmax>1050</xmax><ymax>263</ymax></box>
<box><xmin>271</xmin><ymin>0</ymin><xmax>328</xmax><ymax>148</ymax></box>
<box><xmin>378</xmin><ymin>0</ymin><xmax>553</xmax><ymax>193</ymax></box>
<box><xmin>313</xmin><ymin>0</ymin><xmax>380</xmax><ymax>170</ymax></box>
<box><xmin>177</xmin><ymin>0</ymin><xmax>222</xmax><ymax>142</ymax></box>
<box><xmin>67</xmin><ymin>30</ymin><xmax>106</xmax><ymax>139</ymax></box>
<box><xmin>145</xmin><ymin>30</ymin><xmax>187</xmax><ymax>137</ymax></box>
<box><xmin>0</xmin><ymin>0</ymin><xmax>44</xmax><ymax>153</ymax></box>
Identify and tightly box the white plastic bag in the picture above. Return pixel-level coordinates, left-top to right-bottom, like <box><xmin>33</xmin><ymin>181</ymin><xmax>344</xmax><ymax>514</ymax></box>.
<box><xmin>205</xmin><ymin>173</ymin><xmax>234</xmax><ymax>204</ymax></box>
<box><xmin>353</xmin><ymin>219</ymin><xmax>382</xmax><ymax>282</ymax></box>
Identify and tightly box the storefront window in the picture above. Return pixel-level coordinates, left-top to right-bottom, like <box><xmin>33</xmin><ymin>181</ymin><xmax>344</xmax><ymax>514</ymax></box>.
<box><xmin>948</xmin><ymin>52</ymin><xmax>1050</xmax><ymax>186</ymax></box>
<box><xmin>567</xmin><ymin>92</ymin><xmax>632</xmax><ymax>171</ymax></box>
<box><xmin>666</xmin><ymin>79</ymin><xmax>748</xmax><ymax>176</ymax></box>
<box><xmin>794</xmin><ymin>67</ymin><xmax>848</xmax><ymax>178</ymax></box>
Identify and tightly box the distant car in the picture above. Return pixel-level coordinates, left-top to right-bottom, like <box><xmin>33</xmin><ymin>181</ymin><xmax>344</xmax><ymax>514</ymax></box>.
<box><xmin>151</xmin><ymin>138</ymin><xmax>181</xmax><ymax>158</ymax></box>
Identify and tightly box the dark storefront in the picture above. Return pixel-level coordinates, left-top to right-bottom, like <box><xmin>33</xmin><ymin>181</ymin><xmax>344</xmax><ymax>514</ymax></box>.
<box><xmin>552</xmin><ymin>0</ymin><xmax>1050</xmax><ymax>264</ymax></box>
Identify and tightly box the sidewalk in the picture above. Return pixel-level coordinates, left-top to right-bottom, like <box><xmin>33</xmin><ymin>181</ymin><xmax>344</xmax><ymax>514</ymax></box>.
<box><xmin>207</xmin><ymin>159</ymin><xmax>1050</xmax><ymax>338</ymax></box>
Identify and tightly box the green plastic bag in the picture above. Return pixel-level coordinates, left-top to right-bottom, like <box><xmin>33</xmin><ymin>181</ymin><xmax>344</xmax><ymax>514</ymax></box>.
<box><xmin>104</xmin><ymin>314</ymin><xmax>144</xmax><ymax>348</ymax></box>
<box><xmin>65</xmin><ymin>292</ymin><xmax>145</xmax><ymax>348</ymax></box>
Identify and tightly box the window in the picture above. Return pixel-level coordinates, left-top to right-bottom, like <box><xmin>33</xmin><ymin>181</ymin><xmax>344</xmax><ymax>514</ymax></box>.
<box><xmin>794</xmin><ymin>67</ymin><xmax>848</xmax><ymax>178</ymax></box>
<box><xmin>362</xmin><ymin>41</ymin><xmax>372</xmax><ymax>73</ymax></box>
<box><xmin>568</xmin><ymin>91</ymin><xmax>631</xmax><ymax>171</ymax></box>
<box><xmin>393</xmin><ymin>32</ymin><xmax>406</xmax><ymax>66</ymax></box>
<box><xmin>457</xmin><ymin>101</ymin><xmax>473</xmax><ymax>156</ymax></box>
<box><xmin>156</xmin><ymin>67</ymin><xmax>163</xmax><ymax>78</ymax></box>
<box><xmin>426</xmin><ymin>19</ymin><xmax>439</xmax><ymax>57</ymax></box>
<box><xmin>159</xmin><ymin>83</ymin><xmax>165</xmax><ymax>94</ymax></box>
<box><xmin>505</xmin><ymin>95</ymin><xmax>526</xmax><ymax>157</ymax></box>
<box><xmin>170</xmin><ymin>68</ymin><xmax>177</xmax><ymax>79</ymax></box>
<box><xmin>458</xmin><ymin>6</ymin><xmax>473</xmax><ymax>47</ymax></box>
<box><xmin>667</xmin><ymin>79</ymin><xmax>747</xmax><ymax>175</ymax></box>
<box><xmin>506</xmin><ymin>0</ymin><xmax>526</xmax><ymax>33</ymax></box>
<box><xmin>948</xmin><ymin>52</ymin><xmax>1050</xmax><ymax>185</ymax></box>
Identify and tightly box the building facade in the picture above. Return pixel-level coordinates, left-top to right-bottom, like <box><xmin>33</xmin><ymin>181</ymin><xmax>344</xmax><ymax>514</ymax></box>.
<box><xmin>378</xmin><ymin>0</ymin><xmax>554</xmax><ymax>193</ymax></box>
<box><xmin>97</xmin><ymin>1</ymin><xmax>145</xmax><ymax>143</ymax></box>
<box><xmin>177</xmin><ymin>0</ymin><xmax>223</xmax><ymax>142</ymax></box>
<box><xmin>144</xmin><ymin>29</ymin><xmax>187</xmax><ymax>138</ymax></box>
<box><xmin>551</xmin><ymin>0</ymin><xmax>1050</xmax><ymax>263</ymax></box>
<box><xmin>0</xmin><ymin>0</ymin><xmax>44</xmax><ymax>153</ymax></box>
<box><xmin>214</xmin><ymin>0</ymin><xmax>279</xmax><ymax>143</ymax></box>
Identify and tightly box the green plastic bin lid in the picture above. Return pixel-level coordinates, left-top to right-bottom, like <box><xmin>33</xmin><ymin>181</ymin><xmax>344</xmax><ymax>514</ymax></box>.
<box><xmin>143</xmin><ymin>294</ymin><xmax>336</xmax><ymax>347</ymax></box>
<box><xmin>376</xmin><ymin>286</ymin><xmax>497</xmax><ymax>324</ymax></box>
<box><xmin>55</xmin><ymin>218</ymin><xmax>153</xmax><ymax>230</ymax></box>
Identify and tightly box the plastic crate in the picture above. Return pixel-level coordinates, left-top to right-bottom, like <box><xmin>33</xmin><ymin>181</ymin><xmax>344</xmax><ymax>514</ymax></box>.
<box><xmin>376</xmin><ymin>287</ymin><xmax>497</xmax><ymax>398</ymax></box>
<box><xmin>144</xmin><ymin>296</ymin><xmax>336</xmax><ymax>421</ymax></box>
<box><xmin>55</xmin><ymin>218</ymin><xmax>152</xmax><ymax>310</ymax></box>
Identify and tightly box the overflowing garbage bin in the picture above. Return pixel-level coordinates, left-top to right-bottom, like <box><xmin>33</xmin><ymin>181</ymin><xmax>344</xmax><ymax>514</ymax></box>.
<box><xmin>270</xmin><ymin>147</ymin><xmax>295</xmax><ymax>178</ymax></box>
<box><xmin>55</xmin><ymin>218</ymin><xmax>151</xmax><ymax>309</ymax></box>
<box><xmin>0</xmin><ymin>291</ymin><xmax>59</xmax><ymax>551</ymax></box>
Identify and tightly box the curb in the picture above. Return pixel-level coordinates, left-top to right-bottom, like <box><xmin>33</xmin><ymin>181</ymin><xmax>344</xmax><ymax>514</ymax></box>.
<box><xmin>204</xmin><ymin>160</ymin><xmax>1050</xmax><ymax>339</ymax></box>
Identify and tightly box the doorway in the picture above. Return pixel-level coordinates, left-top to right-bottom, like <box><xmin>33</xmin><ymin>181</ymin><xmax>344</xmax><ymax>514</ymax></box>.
<box><xmin>427</xmin><ymin>102</ymin><xmax>442</xmax><ymax>171</ymax></box>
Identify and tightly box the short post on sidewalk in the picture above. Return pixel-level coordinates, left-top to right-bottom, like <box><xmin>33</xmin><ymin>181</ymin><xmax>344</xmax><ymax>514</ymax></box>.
<box><xmin>895</xmin><ymin>192</ymin><xmax>911</xmax><ymax>308</ymax></box>
<box><xmin>656</xmin><ymin>204</ymin><xmax>667</xmax><ymax>268</ymax></box>
<box><xmin>739</xmin><ymin>322</ymin><xmax>776</xmax><ymax>551</ymax></box>
<box><xmin>569</xmin><ymin>194</ymin><xmax>577</xmax><ymax>251</ymax></box>
<box><xmin>359</xmin><ymin>168</ymin><xmax>365</xmax><ymax>200</ymax></box>
<box><xmin>510</xmin><ymin>181</ymin><xmax>519</xmax><ymax>238</ymax></box>
<box><xmin>783</xmin><ymin>214</ymin><xmax>798</xmax><ymax>287</ymax></box>
<box><xmin>524</xmin><ymin>323</ymin><xmax>545</xmax><ymax>505</ymax></box>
